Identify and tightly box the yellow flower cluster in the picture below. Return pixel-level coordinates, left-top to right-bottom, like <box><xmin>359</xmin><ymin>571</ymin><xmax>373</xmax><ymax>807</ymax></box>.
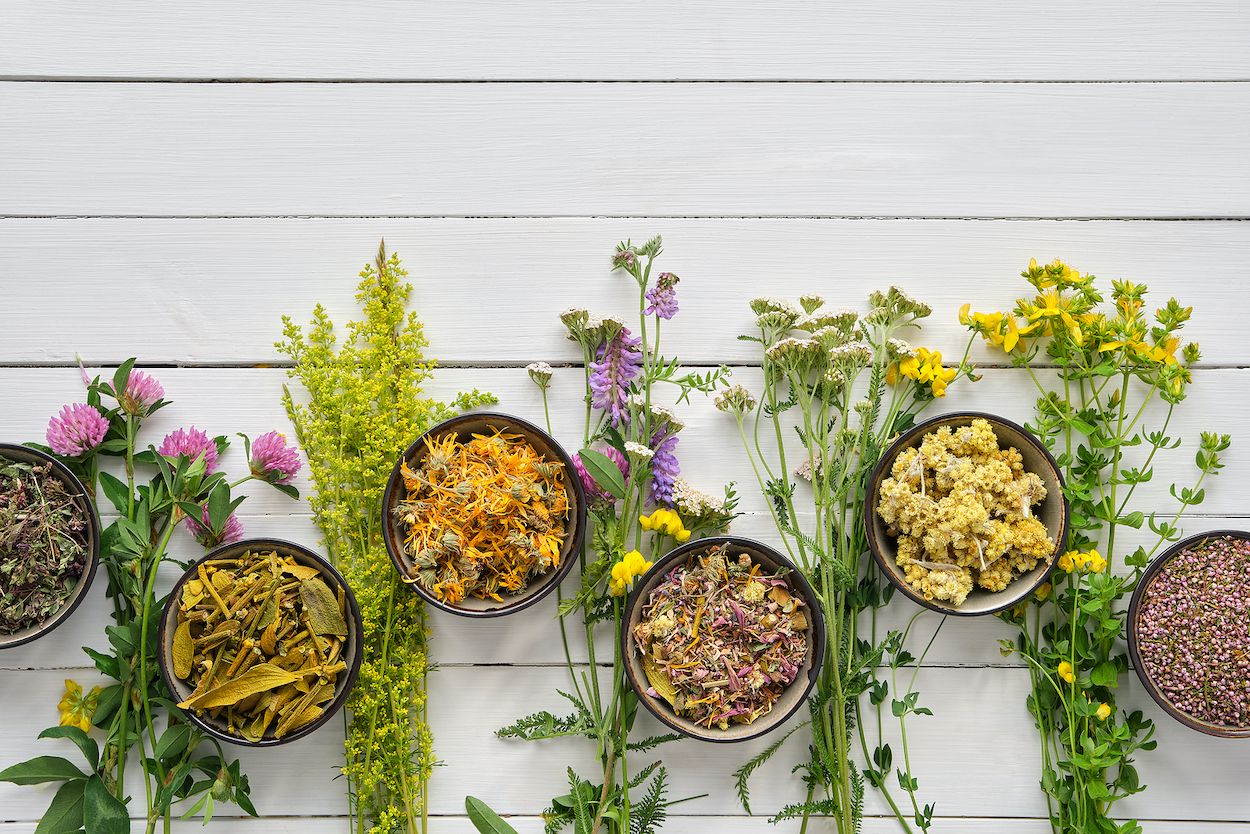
<box><xmin>609</xmin><ymin>549</ymin><xmax>654</xmax><ymax>597</ymax></box>
<box><xmin>886</xmin><ymin>347</ymin><xmax>958</xmax><ymax>397</ymax></box>
<box><xmin>875</xmin><ymin>419</ymin><xmax>1054</xmax><ymax>606</ymax></box>
<box><xmin>57</xmin><ymin>679</ymin><xmax>101</xmax><ymax>733</ymax></box>
<box><xmin>1056</xmin><ymin>548</ymin><xmax>1106</xmax><ymax>574</ymax></box>
<box><xmin>639</xmin><ymin>508</ymin><xmax>691</xmax><ymax>542</ymax></box>
<box><xmin>1057</xmin><ymin>660</ymin><xmax>1076</xmax><ymax>684</ymax></box>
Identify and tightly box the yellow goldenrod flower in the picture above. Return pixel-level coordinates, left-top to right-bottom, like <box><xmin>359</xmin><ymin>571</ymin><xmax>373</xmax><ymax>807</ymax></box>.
<box><xmin>58</xmin><ymin>679</ymin><xmax>101</xmax><ymax>732</ymax></box>
<box><xmin>1057</xmin><ymin>661</ymin><xmax>1076</xmax><ymax>684</ymax></box>
<box><xmin>1035</xmin><ymin>582</ymin><xmax>1052</xmax><ymax>601</ymax></box>
<box><xmin>1095</xmin><ymin>702</ymin><xmax>1112</xmax><ymax>721</ymax></box>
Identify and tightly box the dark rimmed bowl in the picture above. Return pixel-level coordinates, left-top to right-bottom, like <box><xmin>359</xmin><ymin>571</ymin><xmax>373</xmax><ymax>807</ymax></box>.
<box><xmin>157</xmin><ymin>538</ymin><xmax>363</xmax><ymax>747</ymax></box>
<box><xmin>622</xmin><ymin>536</ymin><xmax>826</xmax><ymax>743</ymax></box>
<box><xmin>1127</xmin><ymin>530</ymin><xmax>1250</xmax><ymax>738</ymax></box>
<box><xmin>0</xmin><ymin>443</ymin><xmax>100</xmax><ymax>650</ymax></box>
<box><xmin>382</xmin><ymin>412</ymin><xmax>587</xmax><ymax>618</ymax></box>
<box><xmin>864</xmin><ymin>412</ymin><xmax>1069</xmax><ymax>617</ymax></box>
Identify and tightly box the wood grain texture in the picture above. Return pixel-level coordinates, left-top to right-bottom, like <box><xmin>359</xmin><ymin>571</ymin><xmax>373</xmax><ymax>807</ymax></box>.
<box><xmin>2</xmin><ymin>1</ymin><xmax>1248</xmax><ymax>81</ymax></box>
<box><xmin>3</xmin><ymin>83</ymin><xmax>1249</xmax><ymax>217</ymax></box>
<box><xmin>2</xmin><ymin>218</ymin><xmax>1248</xmax><ymax>365</ymax></box>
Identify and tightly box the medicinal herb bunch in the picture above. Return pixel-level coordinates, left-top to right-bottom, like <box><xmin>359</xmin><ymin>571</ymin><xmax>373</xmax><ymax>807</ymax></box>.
<box><xmin>0</xmin><ymin>360</ymin><xmax>298</xmax><ymax>833</ymax></box>
<box><xmin>0</xmin><ymin>457</ymin><xmax>90</xmax><ymax>633</ymax></box>
<box><xmin>481</xmin><ymin>236</ymin><xmax>735</xmax><ymax>834</ymax></box>
<box><xmin>278</xmin><ymin>241</ymin><xmax>495</xmax><ymax>834</ymax></box>
<box><xmin>962</xmin><ymin>259</ymin><xmax>1231</xmax><ymax>834</ymax></box>
<box><xmin>725</xmin><ymin>288</ymin><xmax>973</xmax><ymax>834</ymax></box>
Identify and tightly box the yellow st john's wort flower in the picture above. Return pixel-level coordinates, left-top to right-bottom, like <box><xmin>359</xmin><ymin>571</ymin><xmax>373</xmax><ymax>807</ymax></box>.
<box><xmin>1057</xmin><ymin>661</ymin><xmax>1076</xmax><ymax>684</ymax></box>
<box><xmin>959</xmin><ymin>304</ymin><xmax>1035</xmax><ymax>354</ymax></box>
<box><xmin>609</xmin><ymin>549</ymin><xmax>653</xmax><ymax>597</ymax></box>
<box><xmin>1095</xmin><ymin>702</ymin><xmax>1112</xmax><ymax>721</ymax></box>
<box><xmin>1021</xmin><ymin>289</ymin><xmax>1086</xmax><ymax>344</ymax></box>
<box><xmin>58</xmin><ymin>679</ymin><xmax>102</xmax><ymax>732</ymax></box>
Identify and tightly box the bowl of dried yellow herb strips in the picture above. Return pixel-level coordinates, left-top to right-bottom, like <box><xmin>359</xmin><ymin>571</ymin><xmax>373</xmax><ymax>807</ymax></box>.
<box><xmin>623</xmin><ymin>537</ymin><xmax>825</xmax><ymax>742</ymax></box>
<box><xmin>866</xmin><ymin>412</ymin><xmax>1068</xmax><ymax>616</ymax></box>
<box><xmin>0</xmin><ymin>443</ymin><xmax>100</xmax><ymax>650</ymax></box>
<box><xmin>158</xmin><ymin>539</ymin><xmax>362</xmax><ymax>746</ymax></box>
<box><xmin>383</xmin><ymin>412</ymin><xmax>586</xmax><ymax>617</ymax></box>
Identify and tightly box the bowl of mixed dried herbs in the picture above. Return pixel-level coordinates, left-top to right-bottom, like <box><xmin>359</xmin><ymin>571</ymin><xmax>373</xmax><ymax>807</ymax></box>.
<box><xmin>866</xmin><ymin>412</ymin><xmax>1069</xmax><ymax>616</ymax></box>
<box><xmin>0</xmin><ymin>443</ymin><xmax>100</xmax><ymax>650</ymax></box>
<box><xmin>1128</xmin><ymin>531</ymin><xmax>1250</xmax><ymax>738</ymax></box>
<box><xmin>157</xmin><ymin>539</ymin><xmax>362</xmax><ymax>746</ymax></box>
<box><xmin>383</xmin><ymin>412</ymin><xmax>587</xmax><ymax>617</ymax></box>
<box><xmin>623</xmin><ymin>537</ymin><xmax>825</xmax><ymax>742</ymax></box>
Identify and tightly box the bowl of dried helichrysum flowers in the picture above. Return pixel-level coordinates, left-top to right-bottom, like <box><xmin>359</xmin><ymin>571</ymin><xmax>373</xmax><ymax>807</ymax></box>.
<box><xmin>865</xmin><ymin>412</ymin><xmax>1069</xmax><ymax>616</ymax></box>
<box><xmin>0</xmin><ymin>443</ymin><xmax>100</xmax><ymax>650</ymax></box>
<box><xmin>623</xmin><ymin>536</ymin><xmax>825</xmax><ymax>742</ymax></box>
<box><xmin>383</xmin><ymin>412</ymin><xmax>587</xmax><ymax>618</ymax></box>
<box><xmin>1128</xmin><ymin>531</ymin><xmax>1250</xmax><ymax>738</ymax></box>
<box><xmin>157</xmin><ymin>539</ymin><xmax>362</xmax><ymax>746</ymax></box>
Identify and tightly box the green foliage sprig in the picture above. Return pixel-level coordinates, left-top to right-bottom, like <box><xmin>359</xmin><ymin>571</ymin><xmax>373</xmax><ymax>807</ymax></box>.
<box><xmin>963</xmin><ymin>259</ymin><xmax>1232</xmax><ymax>834</ymax></box>
<box><xmin>278</xmin><ymin>241</ymin><xmax>495</xmax><ymax>834</ymax></box>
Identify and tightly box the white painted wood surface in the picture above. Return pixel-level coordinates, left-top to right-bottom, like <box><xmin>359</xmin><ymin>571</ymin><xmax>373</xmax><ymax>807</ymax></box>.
<box><xmin>1</xmin><ymin>3</ymin><xmax>1248</xmax><ymax>831</ymax></box>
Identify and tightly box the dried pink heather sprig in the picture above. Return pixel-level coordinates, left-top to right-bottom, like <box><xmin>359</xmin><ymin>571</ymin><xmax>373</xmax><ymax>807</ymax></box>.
<box><xmin>45</xmin><ymin>403</ymin><xmax>109</xmax><ymax>457</ymax></box>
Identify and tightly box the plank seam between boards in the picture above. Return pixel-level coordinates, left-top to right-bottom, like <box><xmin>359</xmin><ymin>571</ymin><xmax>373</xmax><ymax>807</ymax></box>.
<box><xmin>3</xmin><ymin>214</ymin><xmax>1249</xmax><ymax>221</ymax></box>
<box><xmin>2</xmin><ymin>77</ymin><xmax>1249</xmax><ymax>84</ymax></box>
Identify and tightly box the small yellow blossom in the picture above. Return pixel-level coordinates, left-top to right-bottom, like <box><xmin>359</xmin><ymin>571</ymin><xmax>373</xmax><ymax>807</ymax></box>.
<box><xmin>1057</xmin><ymin>661</ymin><xmax>1076</xmax><ymax>684</ymax></box>
<box><xmin>609</xmin><ymin>549</ymin><xmax>653</xmax><ymax>597</ymax></box>
<box><xmin>640</xmin><ymin>508</ymin><xmax>692</xmax><ymax>541</ymax></box>
<box><xmin>1035</xmin><ymin>582</ymin><xmax>1052</xmax><ymax>601</ymax></box>
<box><xmin>57</xmin><ymin>679</ymin><xmax>101</xmax><ymax>732</ymax></box>
<box><xmin>1084</xmin><ymin>549</ymin><xmax>1106</xmax><ymax>574</ymax></box>
<box><xmin>1095</xmin><ymin>702</ymin><xmax>1112</xmax><ymax>721</ymax></box>
<box><xmin>1057</xmin><ymin>550</ymin><xmax>1077</xmax><ymax>573</ymax></box>
<box><xmin>889</xmin><ymin>347</ymin><xmax>958</xmax><ymax>397</ymax></box>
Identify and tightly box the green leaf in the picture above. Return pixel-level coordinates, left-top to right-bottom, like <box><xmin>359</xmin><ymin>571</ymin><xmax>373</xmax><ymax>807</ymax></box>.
<box><xmin>37</xmin><ymin>727</ymin><xmax>98</xmax><ymax>771</ymax></box>
<box><xmin>83</xmin><ymin>776</ymin><xmax>128</xmax><ymax>834</ymax></box>
<box><xmin>34</xmin><ymin>778</ymin><xmax>85</xmax><ymax>834</ymax></box>
<box><xmin>97</xmin><ymin>472</ymin><xmax>131</xmax><ymax>514</ymax></box>
<box><xmin>104</xmin><ymin>624</ymin><xmax>135</xmax><ymax>657</ymax></box>
<box><xmin>82</xmin><ymin>647</ymin><xmax>121</xmax><ymax>680</ymax></box>
<box><xmin>206</xmin><ymin>483</ymin><xmax>230</xmax><ymax>532</ymax></box>
<box><xmin>577</xmin><ymin>448</ymin><xmax>626</xmax><ymax>499</ymax></box>
<box><xmin>465</xmin><ymin>796</ymin><xmax>521</xmax><ymax>834</ymax></box>
<box><xmin>270</xmin><ymin>482</ymin><xmax>300</xmax><ymax>500</ymax></box>
<box><xmin>1091</xmin><ymin>661</ymin><xmax>1119</xmax><ymax>688</ymax></box>
<box><xmin>153</xmin><ymin>724</ymin><xmax>194</xmax><ymax>762</ymax></box>
<box><xmin>0</xmin><ymin>755</ymin><xmax>87</xmax><ymax>785</ymax></box>
<box><xmin>1117</xmin><ymin>511</ymin><xmax>1144</xmax><ymax>529</ymax></box>
<box><xmin>111</xmin><ymin>359</ymin><xmax>136</xmax><ymax>398</ymax></box>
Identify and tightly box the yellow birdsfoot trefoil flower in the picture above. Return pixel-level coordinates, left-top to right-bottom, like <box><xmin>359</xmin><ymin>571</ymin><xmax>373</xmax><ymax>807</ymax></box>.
<box><xmin>1057</xmin><ymin>661</ymin><xmax>1076</xmax><ymax>685</ymax></box>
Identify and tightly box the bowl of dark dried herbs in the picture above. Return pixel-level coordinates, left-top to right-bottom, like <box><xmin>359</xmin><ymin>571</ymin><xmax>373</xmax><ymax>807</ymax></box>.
<box><xmin>0</xmin><ymin>443</ymin><xmax>100</xmax><ymax>650</ymax></box>
<box><xmin>383</xmin><ymin>412</ymin><xmax>587</xmax><ymax>618</ymax></box>
<box><xmin>623</xmin><ymin>536</ymin><xmax>825</xmax><ymax>742</ymax></box>
<box><xmin>157</xmin><ymin>539</ymin><xmax>363</xmax><ymax>746</ymax></box>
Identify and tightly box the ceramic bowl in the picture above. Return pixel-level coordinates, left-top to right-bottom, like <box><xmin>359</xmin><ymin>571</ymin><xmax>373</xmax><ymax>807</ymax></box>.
<box><xmin>622</xmin><ymin>536</ymin><xmax>826</xmax><ymax>743</ymax></box>
<box><xmin>0</xmin><ymin>443</ymin><xmax>100</xmax><ymax>650</ymax></box>
<box><xmin>382</xmin><ymin>412</ymin><xmax>587</xmax><ymax>618</ymax></box>
<box><xmin>157</xmin><ymin>538</ymin><xmax>362</xmax><ymax>746</ymax></box>
<box><xmin>864</xmin><ymin>412</ymin><xmax>1069</xmax><ymax>616</ymax></box>
<box><xmin>1127</xmin><ymin>530</ymin><xmax>1250</xmax><ymax>738</ymax></box>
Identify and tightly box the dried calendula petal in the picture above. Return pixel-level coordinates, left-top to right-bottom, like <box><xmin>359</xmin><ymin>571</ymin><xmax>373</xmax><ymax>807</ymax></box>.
<box><xmin>178</xmin><ymin>663</ymin><xmax>303</xmax><ymax>710</ymax></box>
<box><xmin>300</xmin><ymin>577</ymin><xmax>348</xmax><ymax>637</ymax></box>
<box><xmin>172</xmin><ymin>620</ymin><xmax>194</xmax><ymax>679</ymax></box>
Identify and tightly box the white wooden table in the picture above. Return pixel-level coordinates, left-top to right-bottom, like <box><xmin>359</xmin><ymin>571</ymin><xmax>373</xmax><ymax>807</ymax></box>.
<box><xmin>2</xmin><ymin>3</ymin><xmax>1249</xmax><ymax>831</ymax></box>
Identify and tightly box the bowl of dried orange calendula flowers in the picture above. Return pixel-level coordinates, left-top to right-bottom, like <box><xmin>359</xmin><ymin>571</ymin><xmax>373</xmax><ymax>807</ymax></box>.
<box><xmin>623</xmin><ymin>537</ymin><xmax>825</xmax><ymax>742</ymax></box>
<box><xmin>383</xmin><ymin>412</ymin><xmax>587</xmax><ymax>617</ymax></box>
<box><xmin>866</xmin><ymin>413</ymin><xmax>1069</xmax><ymax>615</ymax></box>
<box><xmin>158</xmin><ymin>539</ymin><xmax>363</xmax><ymax>746</ymax></box>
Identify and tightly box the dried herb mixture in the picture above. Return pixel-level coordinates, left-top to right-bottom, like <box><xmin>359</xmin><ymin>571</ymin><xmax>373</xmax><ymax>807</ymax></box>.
<box><xmin>0</xmin><ymin>457</ymin><xmax>89</xmax><ymax>634</ymax></box>
<box><xmin>876</xmin><ymin>418</ymin><xmax>1054</xmax><ymax>606</ymax></box>
<box><xmin>173</xmin><ymin>549</ymin><xmax>348</xmax><ymax>742</ymax></box>
<box><xmin>633</xmin><ymin>544</ymin><xmax>809</xmax><ymax>730</ymax></box>
<box><xmin>397</xmin><ymin>429</ymin><xmax>569</xmax><ymax>604</ymax></box>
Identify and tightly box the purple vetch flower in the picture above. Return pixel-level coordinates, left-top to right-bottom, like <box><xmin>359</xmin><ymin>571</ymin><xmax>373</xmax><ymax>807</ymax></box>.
<box><xmin>644</xmin><ymin>272</ymin><xmax>680</xmax><ymax>320</ymax></box>
<box><xmin>121</xmin><ymin>370</ymin><xmax>164</xmax><ymax>416</ymax></box>
<box><xmin>572</xmin><ymin>446</ymin><xmax>629</xmax><ymax>501</ymax></box>
<box><xmin>589</xmin><ymin>328</ymin><xmax>642</xmax><ymax>426</ymax></box>
<box><xmin>45</xmin><ymin>403</ymin><xmax>110</xmax><ymax>457</ymax></box>
<box><xmin>648</xmin><ymin>431</ymin><xmax>680</xmax><ymax>506</ymax></box>
<box><xmin>159</xmin><ymin>426</ymin><xmax>219</xmax><ymax>473</ymax></box>
<box><xmin>249</xmin><ymin>430</ymin><xmax>302</xmax><ymax>484</ymax></box>
<box><xmin>185</xmin><ymin>505</ymin><xmax>244</xmax><ymax>549</ymax></box>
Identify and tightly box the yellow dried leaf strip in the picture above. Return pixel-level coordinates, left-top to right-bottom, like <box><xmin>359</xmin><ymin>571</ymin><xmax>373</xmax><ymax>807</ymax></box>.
<box><xmin>396</xmin><ymin>429</ymin><xmax>570</xmax><ymax>604</ymax></box>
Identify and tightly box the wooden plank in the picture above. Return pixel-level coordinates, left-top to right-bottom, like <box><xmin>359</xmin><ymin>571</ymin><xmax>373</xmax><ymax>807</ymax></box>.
<box><xmin>2</xmin><ymin>84</ymin><xmax>1248</xmax><ymax>217</ymax></box>
<box><xmin>1</xmin><ymin>666</ymin><xmax>1245</xmax><ymax>821</ymax></box>
<box><xmin>2</xmin><ymin>218</ymin><xmax>1248</xmax><ymax>366</ymax></box>
<box><xmin>2</xmin><ymin>1</ymin><xmax>1247</xmax><ymax>81</ymax></box>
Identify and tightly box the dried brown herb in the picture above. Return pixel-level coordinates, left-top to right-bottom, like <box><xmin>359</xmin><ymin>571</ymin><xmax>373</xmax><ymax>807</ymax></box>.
<box><xmin>173</xmin><ymin>549</ymin><xmax>348</xmax><ymax>741</ymax></box>
<box><xmin>0</xmin><ymin>457</ymin><xmax>89</xmax><ymax>634</ymax></box>
<box><xmin>632</xmin><ymin>544</ymin><xmax>810</xmax><ymax>730</ymax></box>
